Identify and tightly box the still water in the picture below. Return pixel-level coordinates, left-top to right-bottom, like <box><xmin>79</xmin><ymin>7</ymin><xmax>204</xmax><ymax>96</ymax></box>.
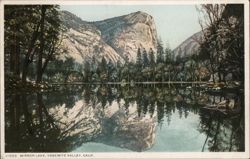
<box><xmin>5</xmin><ymin>84</ymin><xmax>245</xmax><ymax>152</ymax></box>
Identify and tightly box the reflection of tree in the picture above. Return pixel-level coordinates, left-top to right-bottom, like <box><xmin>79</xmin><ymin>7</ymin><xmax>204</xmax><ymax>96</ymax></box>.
<box><xmin>37</xmin><ymin>93</ymin><xmax>58</xmax><ymax>130</ymax></box>
<box><xmin>97</xmin><ymin>86</ymin><xmax>108</xmax><ymax>109</ymax></box>
<box><xmin>198</xmin><ymin>99</ymin><xmax>244</xmax><ymax>152</ymax></box>
<box><xmin>5</xmin><ymin>94</ymin><xmax>63</xmax><ymax>152</ymax></box>
<box><xmin>5</xmin><ymin>84</ymin><xmax>244</xmax><ymax>152</ymax></box>
<box><xmin>83</xmin><ymin>85</ymin><xmax>92</xmax><ymax>105</ymax></box>
<box><xmin>43</xmin><ymin>90</ymin><xmax>82</xmax><ymax>108</ymax></box>
<box><xmin>5</xmin><ymin>94</ymin><xmax>21</xmax><ymax>151</ymax></box>
<box><xmin>89</xmin><ymin>85</ymin><xmax>210</xmax><ymax>124</ymax></box>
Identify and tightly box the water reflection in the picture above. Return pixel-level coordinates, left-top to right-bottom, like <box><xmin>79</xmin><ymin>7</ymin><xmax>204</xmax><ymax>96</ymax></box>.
<box><xmin>5</xmin><ymin>84</ymin><xmax>244</xmax><ymax>152</ymax></box>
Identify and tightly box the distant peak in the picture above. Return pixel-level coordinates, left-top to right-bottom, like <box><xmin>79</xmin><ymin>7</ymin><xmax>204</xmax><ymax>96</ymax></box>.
<box><xmin>124</xmin><ymin>11</ymin><xmax>153</xmax><ymax>24</ymax></box>
<box><xmin>130</xmin><ymin>11</ymin><xmax>151</xmax><ymax>17</ymax></box>
<box><xmin>135</xmin><ymin>11</ymin><xmax>147</xmax><ymax>14</ymax></box>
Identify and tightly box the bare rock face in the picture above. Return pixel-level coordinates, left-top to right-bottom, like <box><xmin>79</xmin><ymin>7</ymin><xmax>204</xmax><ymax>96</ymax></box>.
<box><xmin>59</xmin><ymin>11</ymin><xmax>158</xmax><ymax>64</ymax></box>
<box><xmin>95</xmin><ymin>101</ymin><xmax>157</xmax><ymax>152</ymax></box>
<box><xmin>48</xmin><ymin>100</ymin><xmax>102</xmax><ymax>141</ymax></box>
<box><xmin>94</xmin><ymin>11</ymin><xmax>158</xmax><ymax>61</ymax></box>
<box><xmin>60</xmin><ymin>11</ymin><xmax>124</xmax><ymax>64</ymax></box>
<box><xmin>173</xmin><ymin>31</ymin><xmax>203</xmax><ymax>59</ymax></box>
<box><xmin>48</xmin><ymin>98</ymin><xmax>157</xmax><ymax>152</ymax></box>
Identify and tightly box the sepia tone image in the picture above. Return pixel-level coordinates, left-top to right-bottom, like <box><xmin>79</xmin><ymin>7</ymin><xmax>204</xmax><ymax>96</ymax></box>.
<box><xmin>2</xmin><ymin>2</ymin><xmax>248</xmax><ymax>156</ymax></box>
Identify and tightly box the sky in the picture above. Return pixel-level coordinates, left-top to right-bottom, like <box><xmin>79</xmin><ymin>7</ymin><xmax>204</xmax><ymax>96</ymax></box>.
<box><xmin>60</xmin><ymin>5</ymin><xmax>202</xmax><ymax>49</ymax></box>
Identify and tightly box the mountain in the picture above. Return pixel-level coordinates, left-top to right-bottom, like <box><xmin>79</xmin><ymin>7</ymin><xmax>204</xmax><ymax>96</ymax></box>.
<box><xmin>173</xmin><ymin>31</ymin><xmax>203</xmax><ymax>59</ymax></box>
<box><xmin>59</xmin><ymin>11</ymin><xmax>123</xmax><ymax>64</ymax></box>
<box><xmin>94</xmin><ymin>11</ymin><xmax>158</xmax><ymax>60</ymax></box>
<box><xmin>59</xmin><ymin>11</ymin><xmax>158</xmax><ymax>64</ymax></box>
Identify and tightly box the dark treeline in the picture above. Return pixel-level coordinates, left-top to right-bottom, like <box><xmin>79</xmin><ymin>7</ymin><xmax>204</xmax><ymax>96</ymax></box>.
<box><xmin>197</xmin><ymin>4</ymin><xmax>244</xmax><ymax>83</ymax></box>
<box><xmin>48</xmin><ymin>41</ymin><xmax>210</xmax><ymax>83</ymax></box>
<box><xmin>4</xmin><ymin>5</ymin><xmax>62</xmax><ymax>84</ymax></box>
<box><xmin>78</xmin><ymin>40</ymin><xmax>187</xmax><ymax>83</ymax></box>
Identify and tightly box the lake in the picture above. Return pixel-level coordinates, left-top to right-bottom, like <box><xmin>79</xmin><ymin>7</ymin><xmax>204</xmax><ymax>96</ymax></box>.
<box><xmin>5</xmin><ymin>84</ymin><xmax>245</xmax><ymax>152</ymax></box>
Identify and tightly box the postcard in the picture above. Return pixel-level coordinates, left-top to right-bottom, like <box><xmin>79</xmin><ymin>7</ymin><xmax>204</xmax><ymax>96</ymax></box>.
<box><xmin>0</xmin><ymin>0</ymin><xmax>249</xmax><ymax>158</ymax></box>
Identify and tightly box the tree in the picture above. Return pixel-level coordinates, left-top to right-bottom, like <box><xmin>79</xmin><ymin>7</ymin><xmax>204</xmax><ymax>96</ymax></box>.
<box><xmin>84</xmin><ymin>61</ymin><xmax>91</xmax><ymax>82</ymax></box>
<box><xmin>36</xmin><ymin>5</ymin><xmax>62</xmax><ymax>83</ymax></box>
<box><xmin>198</xmin><ymin>4</ymin><xmax>229</xmax><ymax>82</ymax></box>
<box><xmin>156</xmin><ymin>38</ymin><xmax>164</xmax><ymax>64</ymax></box>
<box><xmin>142</xmin><ymin>48</ymin><xmax>149</xmax><ymax>68</ymax></box>
<box><xmin>4</xmin><ymin>6</ymin><xmax>23</xmax><ymax>77</ymax></box>
<box><xmin>164</xmin><ymin>43</ymin><xmax>173</xmax><ymax>64</ymax></box>
<box><xmin>148</xmin><ymin>48</ymin><xmax>155</xmax><ymax>81</ymax></box>
<box><xmin>220</xmin><ymin>4</ymin><xmax>244</xmax><ymax>81</ymax></box>
<box><xmin>142</xmin><ymin>67</ymin><xmax>152</xmax><ymax>82</ymax></box>
<box><xmin>121</xmin><ymin>65</ymin><xmax>130</xmax><ymax>82</ymax></box>
<box><xmin>148</xmin><ymin>48</ymin><xmax>155</xmax><ymax>66</ymax></box>
<box><xmin>36</xmin><ymin>6</ymin><xmax>46</xmax><ymax>83</ymax></box>
<box><xmin>136</xmin><ymin>48</ymin><xmax>142</xmax><ymax>69</ymax></box>
<box><xmin>107</xmin><ymin>61</ymin><xmax>115</xmax><ymax>82</ymax></box>
<box><xmin>135</xmin><ymin>48</ymin><xmax>143</xmax><ymax>82</ymax></box>
<box><xmin>116</xmin><ymin>61</ymin><xmax>123</xmax><ymax>82</ymax></box>
<box><xmin>198</xmin><ymin>4</ymin><xmax>244</xmax><ymax>83</ymax></box>
<box><xmin>5</xmin><ymin>5</ymin><xmax>42</xmax><ymax>81</ymax></box>
<box><xmin>99</xmin><ymin>57</ymin><xmax>108</xmax><ymax>82</ymax></box>
<box><xmin>4</xmin><ymin>5</ymin><xmax>62</xmax><ymax>83</ymax></box>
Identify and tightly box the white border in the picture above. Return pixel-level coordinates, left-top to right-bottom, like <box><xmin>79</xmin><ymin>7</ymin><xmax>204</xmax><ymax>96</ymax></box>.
<box><xmin>0</xmin><ymin>0</ymin><xmax>249</xmax><ymax>159</ymax></box>
<box><xmin>0</xmin><ymin>1</ymin><xmax>5</xmax><ymax>159</ymax></box>
<box><xmin>0</xmin><ymin>0</ymin><xmax>249</xmax><ymax>5</ymax></box>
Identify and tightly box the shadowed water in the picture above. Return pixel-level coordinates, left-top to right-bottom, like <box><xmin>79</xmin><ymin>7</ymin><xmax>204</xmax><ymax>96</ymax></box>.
<box><xmin>5</xmin><ymin>84</ymin><xmax>244</xmax><ymax>152</ymax></box>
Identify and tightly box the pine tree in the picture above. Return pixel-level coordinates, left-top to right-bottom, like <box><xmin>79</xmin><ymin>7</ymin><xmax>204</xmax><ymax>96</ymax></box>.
<box><xmin>156</xmin><ymin>38</ymin><xmax>164</xmax><ymax>64</ymax></box>
<box><xmin>107</xmin><ymin>61</ymin><xmax>115</xmax><ymax>82</ymax></box>
<box><xmin>142</xmin><ymin>48</ymin><xmax>149</xmax><ymax>68</ymax></box>
<box><xmin>164</xmin><ymin>43</ymin><xmax>172</xmax><ymax>63</ymax></box>
<box><xmin>148</xmin><ymin>48</ymin><xmax>155</xmax><ymax>81</ymax></box>
<box><xmin>136</xmin><ymin>48</ymin><xmax>142</xmax><ymax>69</ymax></box>
<box><xmin>148</xmin><ymin>48</ymin><xmax>155</xmax><ymax>66</ymax></box>
<box><xmin>99</xmin><ymin>57</ymin><xmax>108</xmax><ymax>82</ymax></box>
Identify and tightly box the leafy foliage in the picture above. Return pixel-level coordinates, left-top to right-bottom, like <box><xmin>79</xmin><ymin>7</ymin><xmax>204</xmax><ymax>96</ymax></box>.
<box><xmin>4</xmin><ymin>5</ymin><xmax>62</xmax><ymax>83</ymax></box>
<box><xmin>198</xmin><ymin>4</ymin><xmax>244</xmax><ymax>82</ymax></box>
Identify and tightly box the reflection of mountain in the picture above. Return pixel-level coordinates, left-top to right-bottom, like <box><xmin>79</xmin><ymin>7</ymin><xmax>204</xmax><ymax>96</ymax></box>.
<box><xmin>97</xmin><ymin>102</ymin><xmax>157</xmax><ymax>152</ymax></box>
<box><xmin>48</xmin><ymin>99</ymin><xmax>157</xmax><ymax>152</ymax></box>
<box><xmin>5</xmin><ymin>85</ymin><xmax>244</xmax><ymax>152</ymax></box>
<box><xmin>49</xmin><ymin>100</ymin><xmax>101</xmax><ymax>144</ymax></box>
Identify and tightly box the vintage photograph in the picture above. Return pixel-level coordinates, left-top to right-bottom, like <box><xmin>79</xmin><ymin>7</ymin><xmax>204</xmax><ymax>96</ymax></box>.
<box><xmin>0</xmin><ymin>0</ymin><xmax>249</xmax><ymax>158</ymax></box>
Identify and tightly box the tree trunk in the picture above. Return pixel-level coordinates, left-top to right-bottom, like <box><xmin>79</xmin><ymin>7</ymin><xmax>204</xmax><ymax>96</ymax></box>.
<box><xmin>10</xmin><ymin>24</ymin><xmax>21</xmax><ymax>77</ymax></box>
<box><xmin>14</xmin><ymin>39</ymin><xmax>20</xmax><ymax>76</ymax></box>
<box><xmin>36</xmin><ymin>6</ymin><xmax>46</xmax><ymax>84</ymax></box>
<box><xmin>9</xmin><ymin>44</ymin><xmax>15</xmax><ymax>73</ymax></box>
<box><xmin>40</xmin><ymin>46</ymin><xmax>54</xmax><ymax>82</ymax></box>
<box><xmin>218</xmin><ymin>71</ymin><xmax>221</xmax><ymax>82</ymax></box>
<box><xmin>21</xmin><ymin>23</ymin><xmax>41</xmax><ymax>82</ymax></box>
<box><xmin>22</xmin><ymin>60</ymin><xmax>29</xmax><ymax>82</ymax></box>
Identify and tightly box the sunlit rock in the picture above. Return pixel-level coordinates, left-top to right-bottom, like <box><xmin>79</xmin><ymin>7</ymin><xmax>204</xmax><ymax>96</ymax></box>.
<box><xmin>48</xmin><ymin>100</ymin><xmax>102</xmax><ymax>141</ymax></box>
<box><xmin>59</xmin><ymin>10</ymin><xmax>157</xmax><ymax>65</ymax></box>
<box><xmin>94</xmin><ymin>11</ymin><xmax>157</xmax><ymax>61</ymax></box>
<box><xmin>95</xmin><ymin>102</ymin><xmax>158</xmax><ymax>152</ymax></box>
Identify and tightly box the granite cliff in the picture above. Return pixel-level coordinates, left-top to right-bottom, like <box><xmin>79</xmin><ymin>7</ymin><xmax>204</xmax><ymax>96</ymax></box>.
<box><xmin>59</xmin><ymin>11</ymin><xmax>158</xmax><ymax>64</ymax></box>
<box><xmin>173</xmin><ymin>31</ymin><xmax>203</xmax><ymax>59</ymax></box>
